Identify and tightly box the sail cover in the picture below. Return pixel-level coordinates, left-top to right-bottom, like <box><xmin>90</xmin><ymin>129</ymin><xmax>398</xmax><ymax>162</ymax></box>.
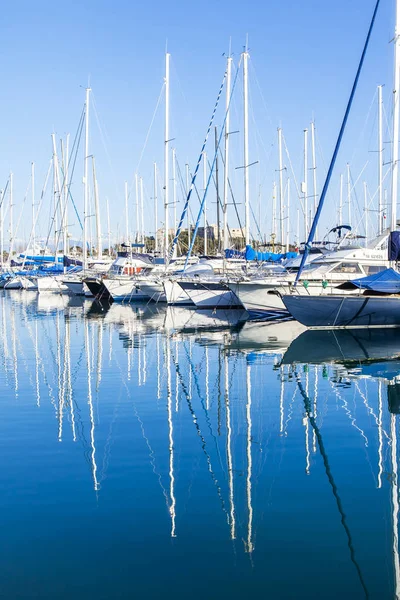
<box><xmin>244</xmin><ymin>245</ymin><xmax>297</xmax><ymax>262</ymax></box>
<box><xmin>337</xmin><ymin>267</ymin><xmax>400</xmax><ymax>294</ymax></box>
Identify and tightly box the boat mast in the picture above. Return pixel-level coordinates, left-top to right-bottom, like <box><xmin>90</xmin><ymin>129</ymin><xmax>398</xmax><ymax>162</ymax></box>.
<box><xmin>51</xmin><ymin>133</ymin><xmax>62</xmax><ymax>260</ymax></box>
<box><xmin>154</xmin><ymin>163</ymin><xmax>158</xmax><ymax>253</ymax></box>
<box><xmin>83</xmin><ymin>87</ymin><xmax>90</xmax><ymax>271</ymax></box>
<box><xmin>172</xmin><ymin>150</ymin><xmax>177</xmax><ymax>257</ymax></box>
<box><xmin>303</xmin><ymin>128</ymin><xmax>308</xmax><ymax>240</ymax></box>
<box><xmin>339</xmin><ymin>173</ymin><xmax>343</xmax><ymax>224</ymax></box>
<box><xmin>31</xmin><ymin>162</ymin><xmax>35</xmax><ymax>252</ymax></box>
<box><xmin>243</xmin><ymin>44</ymin><xmax>250</xmax><ymax>246</ymax></box>
<box><xmin>140</xmin><ymin>176</ymin><xmax>144</xmax><ymax>245</ymax></box>
<box><xmin>64</xmin><ymin>134</ymin><xmax>70</xmax><ymax>257</ymax></box>
<box><xmin>392</xmin><ymin>0</ymin><xmax>400</xmax><ymax>233</ymax></box>
<box><xmin>92</xmin><ymin>157</ymin><xmax>101</xmax><ymax>259</ymax></box>
<box><xmin>9</xmin><ymin>172</ymin><xmax>13</xmax><ymax>263</ymax></box>
<box><xmin>364</xmin><ymin>181</ymin><xmax>368</xmax><ymax>245</ymax></box>
<box><xmin>311</xmin><ymin>121</ymin><xmax>318</xmax><ymax>238</ymax></box>
<box><xmin>203</xmin><ymin>151</ymin><xmax>207</xmax><ymax>254</ymax></box>
<box><xmin>124</xmin><ymin>181</ymin><xmax>129</xmax><ymax>244</ymax></box>
<box><xmin>135</xmin><ymin>174</ymin><xmax>139</xmax><ymax>242</ymax></box>
<box><xmin>278</xmin><ymin>127</ymin><xmax>284</xmax><ymax>249</ymax></box>
<box><xmin>347</xmin><ymin>163</ymin><xmax>351</xmax><ymax>227</ymax></box>
<box><xmin>223</xmin><ymin>54</ymin><xmax>232</xmax><ymax>251</ymax></box>
<box><xmin>378</xmin><ymin>85</ymin><xmax>384</xmax><ymax>234</ymax></box>
<box><xmin>272</xmin><ymin>181</ymin><xmax>277</xmax><ymax>241</ymax></box>
<box><xmin>186</xmin><ymin>164</ymin><xmax>190</xmax><ymax>249</ymax></box>
<box><xmin>164</xmin><ymin>52</ymin><xmax>170</xmax><ymax>259</ymax></box>
<box><xmin>286</xmin><ymin>179</ymin><xmax>291</xmax><ymax>251</ymax></box>
<box><xmin>106</xmin><ymin>197</ymin><xmax>111</xmax><ymax>257</ymax></box>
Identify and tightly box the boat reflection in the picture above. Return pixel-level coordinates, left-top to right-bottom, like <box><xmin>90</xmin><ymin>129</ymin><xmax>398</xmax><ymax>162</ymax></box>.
<box><xmin>2</xmin><ymin>291</ymin><xmax>400</xmax><ymax>596</ymax></box>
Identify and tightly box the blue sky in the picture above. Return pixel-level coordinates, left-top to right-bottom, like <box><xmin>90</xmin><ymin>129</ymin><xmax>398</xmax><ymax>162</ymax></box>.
<box><xmin>0</xmin><ymin>0</ymin><xmax>396</xmax><ymax>249</ymax></box>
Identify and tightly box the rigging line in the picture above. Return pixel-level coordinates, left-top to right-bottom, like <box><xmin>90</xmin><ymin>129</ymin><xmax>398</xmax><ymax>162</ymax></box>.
<box><xmin>184</xmin><ymin>60</ymin><xmax>244</xmax><ymax>266</ymax></box>
<box><xmin>91</xmin><ymin>93</ymin><xmax>122</xmax><ymax>201</ymax></box>
<box><xmin>171</xmin><ymin>343</ymin><xmax>229</xmax><ymax>521</ymax></box>
<box><xmin>295</xmin><ymin>0</ymin><xmax>381</xmax><ymax>285</ymax></box>
<box><xmin>169</xmin><ymin>57</ymin><xmax>241</xmax><ymax>263</ymax></box>
<box><xmin>215</xmin><ymin>151</ymin><xmax>246</xmax><ymax>242</ymax></box>
<box><xmin>64</xmin><ymin>105</ymin><xmax>86</xmax><ymax>229</ymax></box>
<box><xmin>0</xmin><ymin>179</ymin><xmax>9</xmax><ymax>211</ymax></box>
<box><xmin>182</xmin><ymin>342</ymin><xmax>227</xmax><ymax>478</ymax></box>
<box><xmin>348</xmin><ymin>162</ymin><xmax>369</xmax><ymax>235</ymax></box>
<box><xmin>282</xmin><ymin>132</ymin><xmax>303</xmax><ymax>212</ymax></box>
<box><xmin>349</xmin><ymin>87</ymin><xmax>379</xmax><ymax>166</ymax></box>
<box><xmin>295</xmin><ymin>369</ymin><xmax>369</xmax><ymax>599</ymax></box>
<box><xmin>126</xmin><ymin>82</ymin><xmax>165</xmax><ymax>195</ymax></box>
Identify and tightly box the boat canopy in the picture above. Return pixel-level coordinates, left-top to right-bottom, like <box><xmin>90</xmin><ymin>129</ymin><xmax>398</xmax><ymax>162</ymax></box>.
<box><xmin>244</xmin><ymin>245</ymin><xmax>297</xmax><ymax>262</ymax></box>
<box><xmin>337</xmin><ymin>267</ymin><xmax>400</xmax><ymax>294</ymax></box>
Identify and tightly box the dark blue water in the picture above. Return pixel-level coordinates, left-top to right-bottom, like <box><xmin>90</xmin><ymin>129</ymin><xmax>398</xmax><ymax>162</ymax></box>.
<box><xmin>0</xmin><ymin>290</ymin><xmax>398</xmax><ymax>599</ymax></box>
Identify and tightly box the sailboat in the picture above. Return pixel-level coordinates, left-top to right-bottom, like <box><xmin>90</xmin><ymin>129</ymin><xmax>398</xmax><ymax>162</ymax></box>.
<box><xmin>282</xmin><ymin>0</ymin><xmax>400</xmax><ymax>328</ymax></box>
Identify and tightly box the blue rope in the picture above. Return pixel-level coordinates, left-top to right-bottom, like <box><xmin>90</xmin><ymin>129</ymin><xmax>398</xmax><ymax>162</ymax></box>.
<box><xmin>168</xmin><ymin>67</ymin><xmax>229</xmax><ymax>262</ymax></box>
<box><xmin>295</xmin><ymin>0</ymin><xmax>381</xmax><ymax>285</ymax></box>
<box><xmin>183</xmin><ymin>63</ymin><xmax>241</xmax><ymax>269</ymax></box>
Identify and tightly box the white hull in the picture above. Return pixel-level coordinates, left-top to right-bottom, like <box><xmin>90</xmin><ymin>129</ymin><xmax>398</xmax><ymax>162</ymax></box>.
<box><xmin>63</xmin><ymin>280</ymin><xmax>84</xmax><ymax>296</ymax></box>
<box><xmin>138</xmin><ymin>282</ymin><xmax>167</xmax><ymax>303</ymax></box>
<box><xmin>103</xmin><ymin>278</ymin><xmax>150</xmax><ymax>301</ymax></box>
<box><xmin>163</xmin><ymin>279</ymin><xmax>193</xmax><ymax>305</ymax></box>
<box><xmin>179</xmin><ymin>281</ymin><xmax>242</xmax><ymax>309</ymax></box>
<box><xmin>227</xmin><ymin>280</ymin><xmax>289</xmax><ymax>313</ymax></box>
<box><xmin>37</xmin><ymin>276</ymin><xmax>68</xmax><ymax>294</ymax></box>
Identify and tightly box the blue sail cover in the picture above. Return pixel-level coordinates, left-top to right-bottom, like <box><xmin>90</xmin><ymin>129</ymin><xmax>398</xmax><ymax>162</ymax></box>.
<box><xmin>244</xmin><ymin>245</ymin><xmax>297</xmax><ymax>262</ymax></box>
<box><xmin>389</xmin><ymin>231</ymin><xmax>400</xmax><ymax>261</ymax></box>
<box><xmin>349</xmin><ymin>268</ymin><xmax>400</xmax><ymax>293</ymax></box>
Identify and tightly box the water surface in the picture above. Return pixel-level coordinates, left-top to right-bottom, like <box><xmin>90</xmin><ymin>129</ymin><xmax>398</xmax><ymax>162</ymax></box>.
<box><xmin>0</xmin><ymin>291</ymin><xmax>398</xmax><ymax>599</ymax></box>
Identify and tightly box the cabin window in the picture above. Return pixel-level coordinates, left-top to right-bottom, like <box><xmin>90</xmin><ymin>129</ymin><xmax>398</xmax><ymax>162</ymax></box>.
<box><xmin>364</xmin><ymin>265</ymin><xmax>386</xmax><ymax>275</ymax></box>
<box><xmin>330</xmin><ymin>262</ymin><xmax>362</xmax><ymax>274</ymax></box>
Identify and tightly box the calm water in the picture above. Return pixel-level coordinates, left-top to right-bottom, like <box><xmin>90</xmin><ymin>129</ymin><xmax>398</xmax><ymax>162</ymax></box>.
<box><xmin>0</xmin><ymin>291</ymin><xmax>399</xmax><ymax>599</ymax></box>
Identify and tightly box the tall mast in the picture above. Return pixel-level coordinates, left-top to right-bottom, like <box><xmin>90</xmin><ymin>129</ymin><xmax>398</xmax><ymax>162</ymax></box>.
<box><xmin>124</xmin><ymin>181</ymin><xmax>129</xmax><ymax>244</ymax></box>
<box><xmin>215</xmin><ymin>127</ymin><xmax>221</xmax><ymax>252</ymax></box>
<box><xmin>164</xmin><ymin>52</ymin><xmax>170</xmax><ymax>259</ymax></box>
<box><xmin>311</xmin><ymin>121</ymin><xmax>318</xmax><ymax>238</ymax></box>
<box><xmin>303</xmin><ymin>128</ymin><xmax>308</xmax><ymax>240</ymax></box>
<box><xmin>92</xmin><ymin>157</ymin><xmax>101</xmax><ymax>259</ymax></box>
<box><xmin>278</xmin><ymin>127</ymin><xmax>284</xmax><ymax>248</ymax></box>
<box><xmin>186</xmin><ymin>164</ymin><xmax>190</xmax><ymax>249</ymax></box>
<box><xmin>272</xmin><ymin>182</ymin><xmax>277</xmax><ymax>239</ymax></box>
<box><xmin>172</xmin><ymin>151</ymin><xmax>177</xmax><ymax>257</ymax></box>
<box><xmin>64</xmin><ymin>134</ymin><xmax>70</xmax><ymax>257</ymax></box>
<box><xmin>223</xmin><ymin>54</ymin><xmax>232</xmax><ymax>251</ymax></box>
<box><xmin>203</xmin><ymin>151</ymin><xmax>207</xmax><ymax>254</ymax></box>
<box><xmin>83</xmin><ymin>87</ymin><xmax>90</xmax><ymax>271</ymax></box>
<box><xmin>392</xmin><ymin>0</ymin><xmax>400</xmax><ymax>233</ymax></box>
<box><xmin>243</xmin><ymin>45</ymin><xmax>250</xmax><ymax>246</ymax></box>
<box><xmin>106</xmin><ymin>197</ymin><xmax>111</xmax><ymax>256</ymax></box>
<box><xmin>154</xmin><ymin>163</ymin><xmax>158</xmax><ymax>253</ymax></box>
<box><xmin>9</xmin><ymin>172</ymin><xmax>13</xmax><ymax>261</ymax></box>
<box><xmin>31</xmin><ymin>162</ymin><xmax>35</xmax><ymax>252</ymax></box>
<box><xmin>51</xmin><ymin>133</ymin><xmax>62</xmax><ymax>258</ymax></box>
<box><xmin>364</xmin><ymin>181</ymin><xmax>368</xmax><ymax>246</ymax></box>
<box><xmin>286</xmin><ymin>179</ymin><xmax>291</xmax><ymax>252</ymax></box>
<box><xmin>140</xmin><ymin>176</ymin><xmax>144</xmax><ymax>245</ymax></box>
<box><xmin>135</xmin><ymin>174</ymin><xmax>139</xmax><ymax>242</ymax></box>
<box><xmin>378</xmin><ymin>85</ymin><xmax>384</xmax><ymax>234</ymax></box>
<box><xmin>347</xmin><ymin>163</ymin><xmax>351</xmax><ymax>227</ymax></box>
<box><xmin>339</xmin><ymin>173</ymin><xmax>343</xmax><ymax>224</ymax></box>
